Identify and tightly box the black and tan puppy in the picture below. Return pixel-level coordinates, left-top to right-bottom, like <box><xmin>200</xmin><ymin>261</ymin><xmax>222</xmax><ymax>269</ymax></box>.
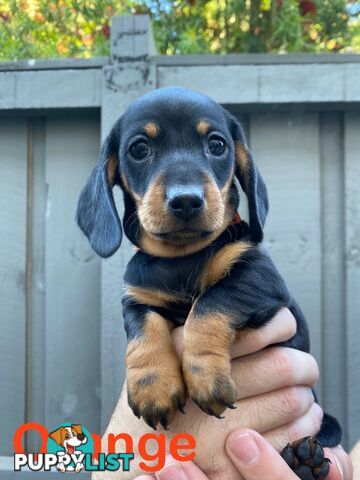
<box><xmin>77</xmin><ymin>86</ymin><xmax>341</xmax><ymax>480</ymax></box>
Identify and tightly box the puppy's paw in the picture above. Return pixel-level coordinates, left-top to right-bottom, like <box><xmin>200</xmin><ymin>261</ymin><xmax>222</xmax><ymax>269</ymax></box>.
<box><xmin>183</xmin><ymin>352</ymin><xmax>236</xmax><ymax>418</ymax></box>
<box><xmin>127</xmin><ymin>372</ymin><xmax>186</xmax><ymax>430</ymax></box>
<box><xmin>126</xmin><ymin>348</ymin><xmax>186</xmax><ymax>430</ymax></box>
<box><xmin>281</xmin><ymin>437</ymin><xmax>331</xmax><ymax>480</ymax></box>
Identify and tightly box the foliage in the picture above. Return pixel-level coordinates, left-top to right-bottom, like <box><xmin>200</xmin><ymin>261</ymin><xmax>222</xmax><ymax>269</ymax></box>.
<box><xmin>0</xmin><ymin>0</ymin><xmax>359</xmax><ymax>60</ymax></box>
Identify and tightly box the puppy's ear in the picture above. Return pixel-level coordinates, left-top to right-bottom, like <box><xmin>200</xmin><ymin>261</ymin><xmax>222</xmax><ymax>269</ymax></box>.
<box><xmin>71</xmin><ymin>424</ymin><xmax>82</xmax><ymax>435</ymax></box>
<box><xmin>225</xmin><ymin>111</ymin><xmax>269</xmax><ymax>243</ymax></box>
<box><xmin>76</xmin><ymin>125</ymin><xmax>122</xmax><ymax>258</ymax></box>
<box><xmin>49</xmin><ymin>427</ymin><xmax>65</xmax><ymax>446</ymax></box>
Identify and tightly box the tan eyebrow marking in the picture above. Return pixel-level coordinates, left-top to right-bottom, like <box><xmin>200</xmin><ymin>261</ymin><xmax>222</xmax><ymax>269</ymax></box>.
<box><xmin>144</xmin><ymin>122</ymin><xmax>159</xmax><ymax>138</ymax></box>
<box><xmin>197</xmin><ymin>120</ymin><xmax>210</xmax><ymax>136</ymax></box>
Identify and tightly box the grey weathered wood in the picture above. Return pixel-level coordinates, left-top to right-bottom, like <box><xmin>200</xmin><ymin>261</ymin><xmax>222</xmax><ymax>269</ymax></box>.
<box><xmin>1</xmin><ymin>55</ymin><xmax>359</xmax><ymax>111</ymax></box>
<box><xmin>0</xmin><ymin>69</ymin><xmax>102</xmax><ymax>109</ymax></box>
<box><xmin>344</xmin><ymin>112</ymin><xmax>360</xmax><ymax>448</ymax></box>
<box><xmin>0</xmin><ymin>57</ymin><xmax>109</xmax><ymax>71</ymax></box>
<box><xmin>0</xmin><ymin>118</ymin><xmax>27</xmax><ymax>455</ymax></box>
<box><xmin>26</xmin><ymin>119</ymin><xmax>47</xmax><ymax>451</ymax></box>
<box><xmin>152</xmin><ymin>53</ymin><xmax>360</xmax><ymax>66</ymax></box>
<box><xmin>319</xmin><ymin>113</ymin><xmax>347</xmax><ymax>446</ymax></box>
<box><xmin>111</xmin><ymin>14</ymin><xmax>156</xmax><ymax>62</ymax></box>
<box><xmin>250</xmin><ymin>113</ymin><xmax>323</xmax><ymax>369</ymax></box>
<box><xmin>158</xmin><ymin>64</ymin><xmax>360</xmax><ymax>104</ymax></box>
<box><xmin>1</xmin><ymin>53</ymin><xmax>360</xmax><ymax>73</ymax></box>
<box><xmin>44</xmin><ymin>115</ymin><xmax>101</xmax><ymax>434</ymax></box>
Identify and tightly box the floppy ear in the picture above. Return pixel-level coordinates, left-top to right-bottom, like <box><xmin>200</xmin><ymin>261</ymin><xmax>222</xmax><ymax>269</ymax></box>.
<box><xmin>71</xmin><ymin>424</ymin><xmax>83</xmax><ymax>435</ymax></box>
<box><xmin>49</xmin><ymin>427</ymin><xmax>65</xmax><ymax>446</ymax></box>
<box><xmin>76</xmin><ymin>125</ymin><xmax>122</xmax><ymax>258</ymax></box>
<box><xmin>226</xmin><ymin>112</ymin><xmax>269</xmax><ymax>243</ymax></box>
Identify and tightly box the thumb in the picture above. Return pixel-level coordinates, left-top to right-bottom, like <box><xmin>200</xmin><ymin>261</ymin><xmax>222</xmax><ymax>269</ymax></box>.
<box><xmin>226</xmin><ymin>429</ymin><xmax>299</xmax><ymax>479</ymax></box>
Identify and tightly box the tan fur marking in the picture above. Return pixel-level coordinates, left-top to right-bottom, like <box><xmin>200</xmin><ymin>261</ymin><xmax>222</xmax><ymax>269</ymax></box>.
<box><xmin>183</xmin><ymin>311</ymin><xmax>236</xmax><ymax>416</ymax></box>
<box><xmin>121</xmin><ymin>173</ymin><xmax>142</xmax><ymax>203</ymax></box>
<box><xmin>197</xmin><ymin>120</ymin><xmax>210</xmax><ymax>136</ymax></box>
<box><xmin>140</xmin><ymin>230</ymin><xmax>218</xmax><ymax>258</ymax></box>
<box><xmin>126</xmin><ymin>285</ymin><xmax>183</xmax><ymax>308</ymax></box>
<box><xmin>144</xmin><ymin>122</ymin><xmax>159</xmax><ymax>138</ymax></box>
<box><xmin>137</xmin><ymin>174</ymin><xmax>235</xmax><ymax>258</ymax></box>
<box><xmin>235</xmin><ymin>141</ymin><xmax>250</xmax><ymax>187</ymax></box>
<box><xmin>126</xmin><ymin>312</ymin><xmax>185</xmax><ymax>426</ymax></box>
<box><xmin>200</xmin><ymin>241</ymin><xmax>252</xmax><ymax>291</ymax></box>
<box><xmin>137</xmin><ymin>176</ymin><xmax>167</xmax><ymax>232</ymax></box>
<box><xmin>106</xmin><ymin>153</ymin><xmax>118</xmax><ymax>187</ymax></box>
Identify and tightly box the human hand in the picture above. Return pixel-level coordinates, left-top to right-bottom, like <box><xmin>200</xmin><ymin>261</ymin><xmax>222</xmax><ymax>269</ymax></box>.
<box><xmin>134</xmin><ymin>429</ymin><xmax>353</xmax><ymax>480</ymax></box>
<box><xmin>96</xmin><ymin>308</ymin><xmax>321</xmax><ymax>479</ymax></box>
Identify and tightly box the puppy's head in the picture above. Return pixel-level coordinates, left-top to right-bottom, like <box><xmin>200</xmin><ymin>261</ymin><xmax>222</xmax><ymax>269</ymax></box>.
<box><xmin>76</xmin><ymin>87</ymin><xmax>268</xmax><ymax>257</ymax></box>
<box><xmin>49</xmin><ymin>425</ymin><xmax>87</xmax><ymax>452</ymax></box>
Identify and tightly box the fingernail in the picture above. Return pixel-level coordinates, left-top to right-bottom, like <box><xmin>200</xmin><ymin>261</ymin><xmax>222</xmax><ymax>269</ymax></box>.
<box><xmin>230</xmin><ymin>432</ymin><xmax>260</xmax><ymax>465</ymax></box>
<box><xmin>333</xmin><ymin>456</ymin><xmax>344</xmax><ymax>480</ymax></box>
<box><xmin>157</xmin><ymin>462</ymin><xmax>188</xmax><ymax>480</ymax></box>
<box><xmin>328</xmin><ymin>448</ymin><xmax>344</xmax><ymax>480</ymax></box>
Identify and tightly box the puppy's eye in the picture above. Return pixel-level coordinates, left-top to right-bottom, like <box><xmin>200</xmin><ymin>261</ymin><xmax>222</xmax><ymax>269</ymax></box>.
<box><xmin>208</xmin><ymin>135</ymin><xmax>226</xmax><ymax>156</ymax></box>
<box><xmin>129</xmin><ymin>140</ymin><xmax>150</xmax><ymax>160</ymax></box>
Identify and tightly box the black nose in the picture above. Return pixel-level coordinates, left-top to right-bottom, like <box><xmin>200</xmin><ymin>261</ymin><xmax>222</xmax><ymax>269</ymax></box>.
<box><xmin>167</xmin><ymin>187</ymin><xmax>204</xmax><ymax>221</ymax></box>
<box><xmin>77</xmin><ymin>433</ymin><xmax>85</xmax><ymax>441</ymax></box>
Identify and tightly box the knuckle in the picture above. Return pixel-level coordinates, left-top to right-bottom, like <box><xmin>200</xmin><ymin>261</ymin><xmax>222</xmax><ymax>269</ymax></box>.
<box><xmin>284</xmin><ymin>313</ymin><xmax>297</xmax><ymax>340</ymax></box>
<box><xmin>271</xmin><ymin>348</ymin><xmax>295</xmax><ymax>380</ymax></box>
<box><xmin>307</xmin><ymin>355</ymin><xmax>320</xmax><ymax>385</ymax></box>
<box><xmin>281</xmin><ymin>387</ymin><xmax>307</xmax><ymax>416</ymax></box>
<box><xmin>287</xmin><ymin>407</ymin><xmax>322</xmax><ymax>441</ymax></box>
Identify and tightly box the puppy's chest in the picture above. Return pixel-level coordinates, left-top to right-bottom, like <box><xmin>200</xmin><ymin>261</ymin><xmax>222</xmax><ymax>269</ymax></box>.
<box><xmin>124</xmin><ymin>251</ymin><xmax>209</xmax><ymax>325</ymax></box>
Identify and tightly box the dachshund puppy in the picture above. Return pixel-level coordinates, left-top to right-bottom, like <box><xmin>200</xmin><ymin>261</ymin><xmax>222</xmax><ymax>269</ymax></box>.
<box><xmin>77</xmin><ymin>86</ymin><xmax>341</xmax><ymax>480</ymax></box>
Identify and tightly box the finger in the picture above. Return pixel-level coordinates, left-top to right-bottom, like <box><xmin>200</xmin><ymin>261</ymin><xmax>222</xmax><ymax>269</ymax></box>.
<box><xmin>232</xmin><ymin>347</ymin><xmax>319</xmax><ymax>399</ymax></box>
<box><xmin>229</xmin><ymin>386</ymin><xmax>315</xmax><ymax>433</ymax></box>
<box><xmin>263</xmin><ymin>402</ymin><xmax>324</xmax><ymax>450</ymax></box>
<box><xmin>231</xmin><ymin>308</ymin><xmax>296</xmax><ymax>358</ymax></box>
<box><xmin>326</xmin><ymin>446</ymin><xmax>353</xmax><ymax>480</ymax></box>
<box><xmin>226</xmin><ymin>428</ymin><xmax>299</xmax><ymax>479</ymax></box>
<box><xmin>156</xmin><ymin>455</ymin><xmax>209</xmax><ymax>480</ymax></box>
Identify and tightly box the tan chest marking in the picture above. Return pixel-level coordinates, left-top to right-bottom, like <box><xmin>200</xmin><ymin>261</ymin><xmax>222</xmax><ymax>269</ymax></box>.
<box><xmin>200</xmin><ymin>241</ymin><xmax>252</xmax><ymax>291</ymax></box>
<box><xmin>126</xmin><ymin>285</ymin><xmax>184</xmax><ymax>308</ymax></box>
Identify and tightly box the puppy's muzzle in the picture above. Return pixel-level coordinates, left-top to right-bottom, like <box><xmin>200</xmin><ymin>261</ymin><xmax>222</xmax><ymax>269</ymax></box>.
<box><xmin>167</xmin><ymin>186</ymin><xmax>204</xmax><ymax>221</ymax></box>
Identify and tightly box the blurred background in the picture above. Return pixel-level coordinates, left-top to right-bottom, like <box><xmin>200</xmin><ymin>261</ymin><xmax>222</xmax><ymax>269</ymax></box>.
<box><xmin>0</xmin><ymin>1</ymin><xmax>359</xmax><ymax>476</ymax></box>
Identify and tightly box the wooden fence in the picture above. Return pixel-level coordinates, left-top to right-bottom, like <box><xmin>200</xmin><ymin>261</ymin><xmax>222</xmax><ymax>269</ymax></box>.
<box><xmin>0</xmin><ymin>14</ymin><xmax>359</xmax><ymax>476</ymax></box>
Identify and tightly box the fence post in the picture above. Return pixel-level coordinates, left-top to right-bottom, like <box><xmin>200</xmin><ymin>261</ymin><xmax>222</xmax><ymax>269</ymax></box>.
<box><xmin>100</xmin><ymin>15</ymin><xmax>157</xmax><ymax>431</ymax></box>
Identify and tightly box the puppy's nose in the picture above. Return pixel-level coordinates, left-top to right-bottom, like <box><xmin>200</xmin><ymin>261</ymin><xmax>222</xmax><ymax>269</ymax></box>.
<box><xmin>77</xmin><ymin>434</ymin><xmax>85</xmax><ymax>441</ymax></box>
<box><xmin>167</xmin><ymin>187</ymin><xmax>204</xmax><ymax>221</ymax></box>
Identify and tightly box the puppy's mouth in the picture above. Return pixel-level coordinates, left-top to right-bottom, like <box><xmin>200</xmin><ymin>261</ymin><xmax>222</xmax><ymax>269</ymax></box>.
<box><xmin>151</xmin><ymin>228</ymin><xmax>212</xmax><ymax>245</ymax></box>
<box><xmin>67</xmin><ymin>445</ymin><xmax>75</xmax><ymax>455</ymax></box>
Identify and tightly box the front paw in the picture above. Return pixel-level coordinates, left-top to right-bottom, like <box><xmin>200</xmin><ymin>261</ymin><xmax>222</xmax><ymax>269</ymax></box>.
<box><xmin>127</xmin><ymin>372</ymin><xmax>186</xmax><ymax>430</ymax></box>
<box><xmin>183</xmin><ymin>351</ymin><xmax>236</xmax><ymax>418</ymax></box>
<box><xmin>126</xmin><ymin>340</ymin><xmax>186</xmax><ymax>430</ymax></box>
